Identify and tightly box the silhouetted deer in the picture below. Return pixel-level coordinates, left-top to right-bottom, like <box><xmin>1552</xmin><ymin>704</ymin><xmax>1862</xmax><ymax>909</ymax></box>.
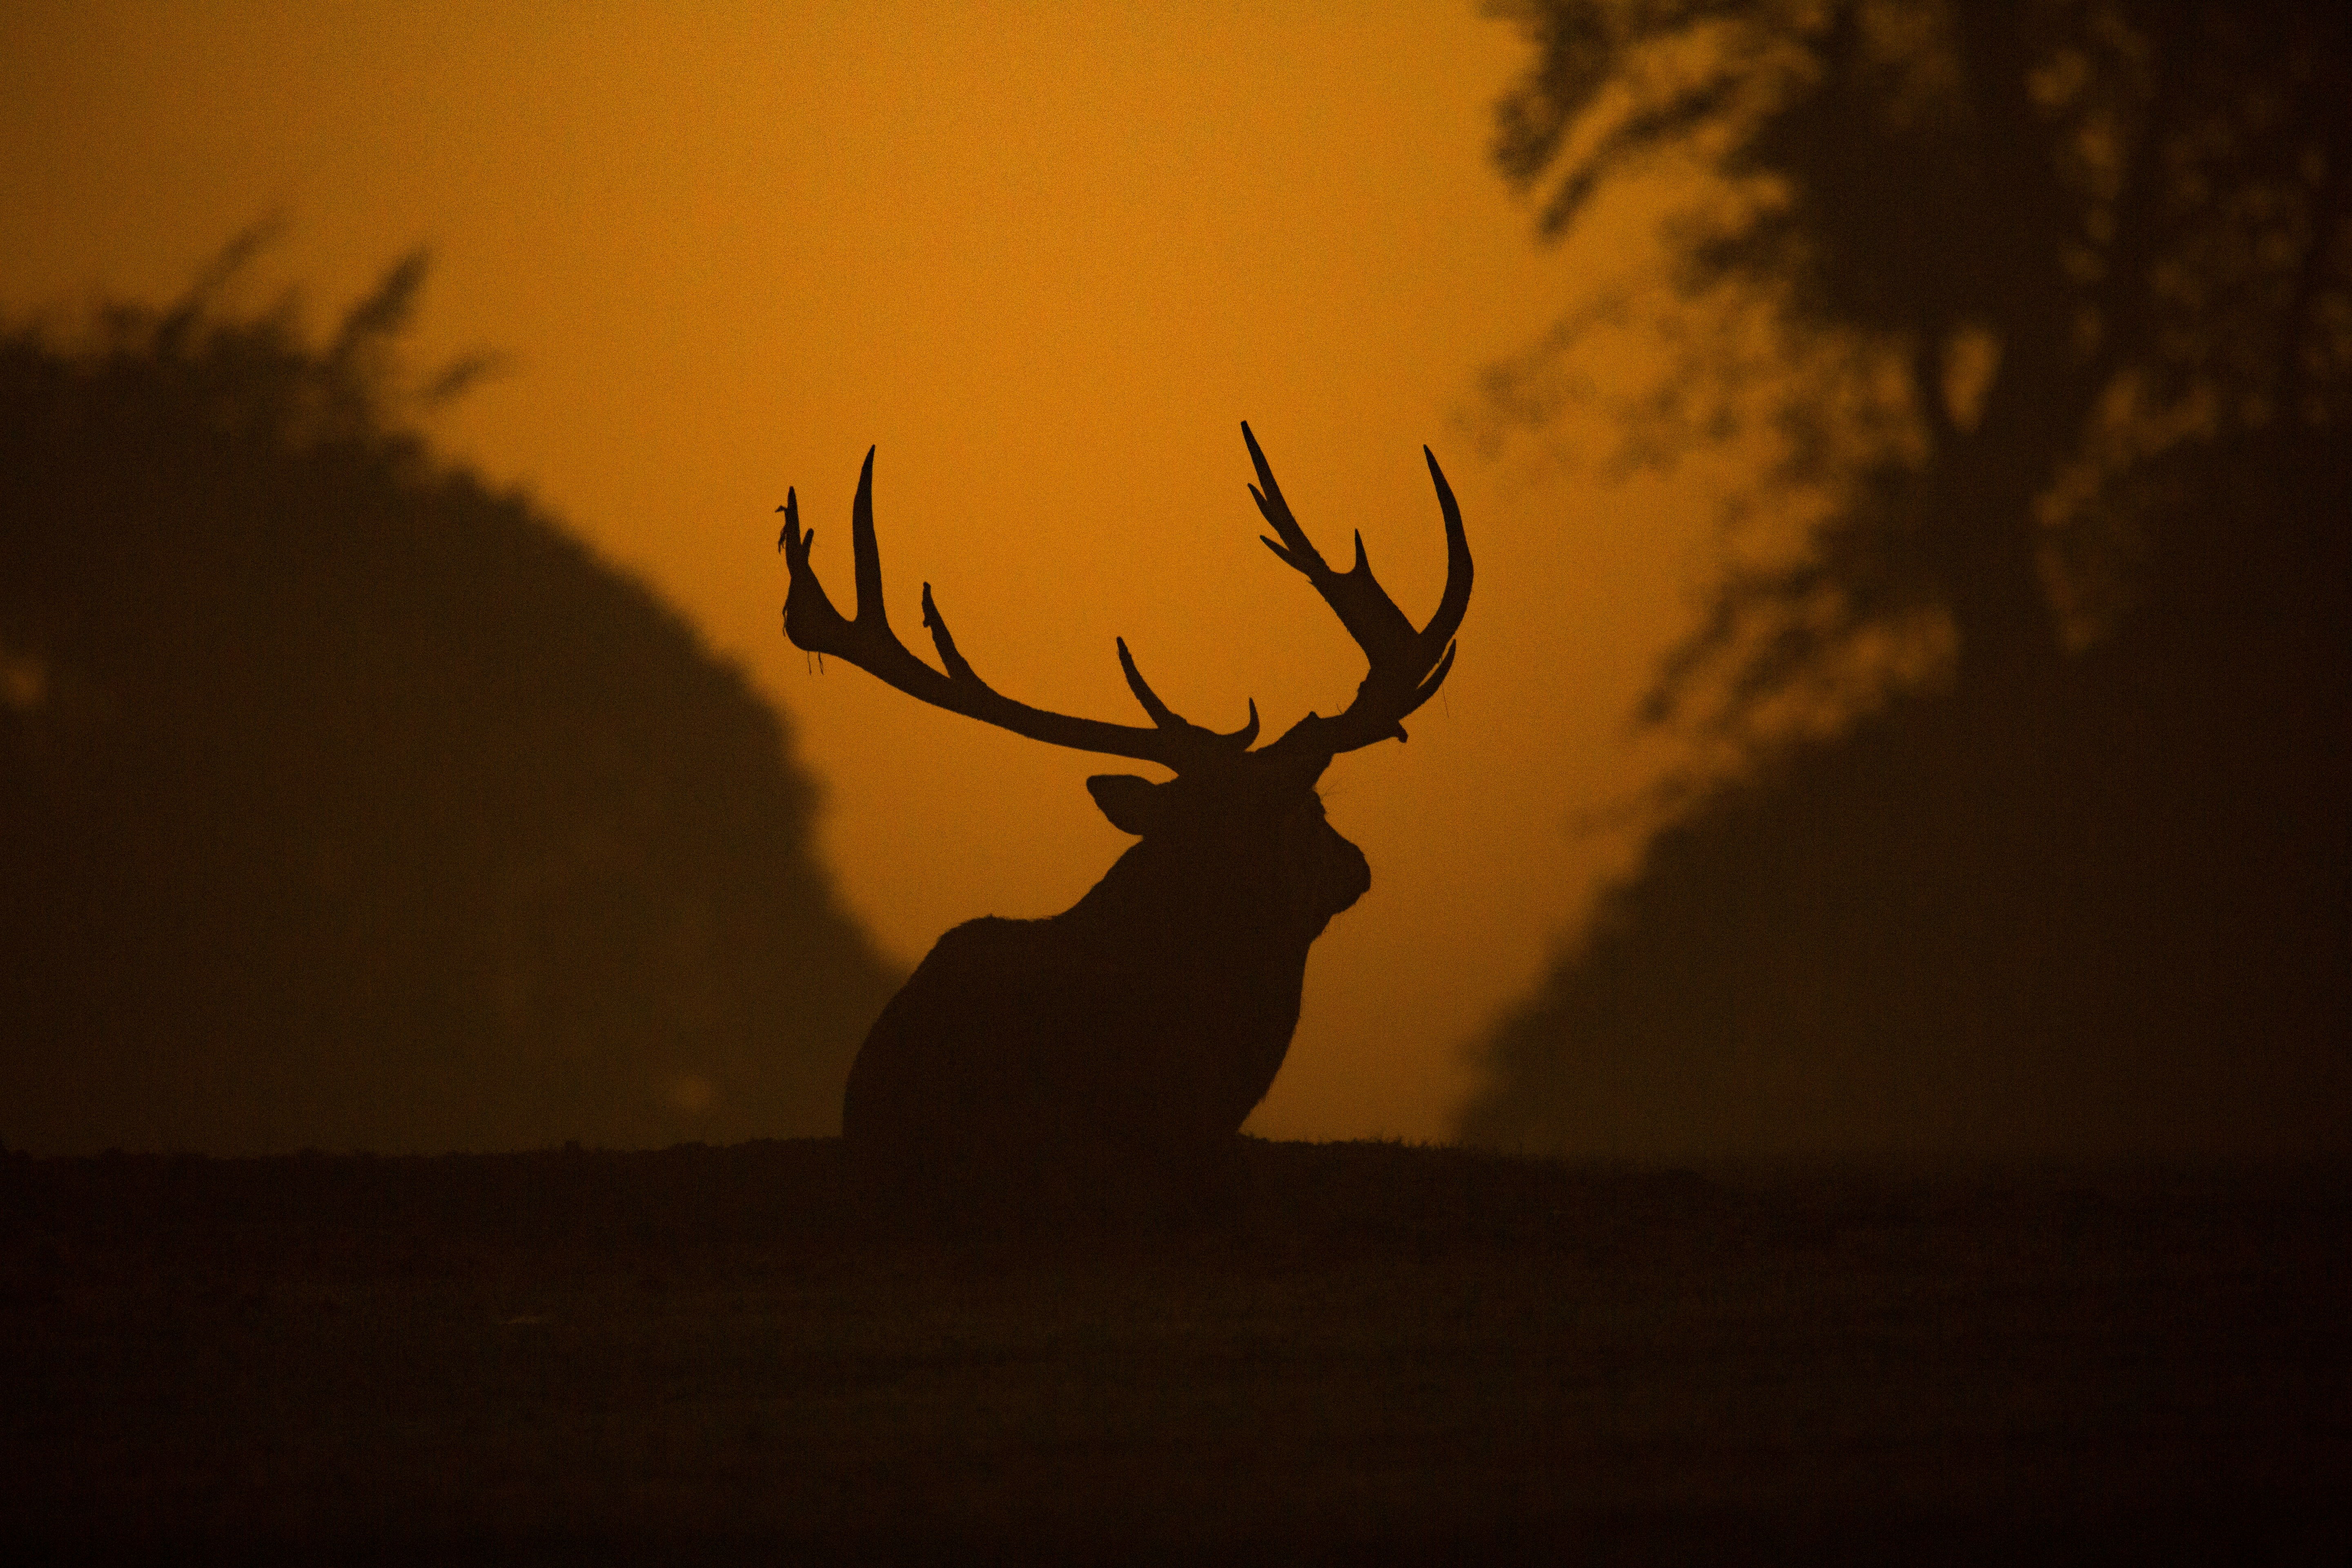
<box><xmin>777</xmin><ymin>424</ymin><xmax>1470</xmax><ymax>1187</ymax></box>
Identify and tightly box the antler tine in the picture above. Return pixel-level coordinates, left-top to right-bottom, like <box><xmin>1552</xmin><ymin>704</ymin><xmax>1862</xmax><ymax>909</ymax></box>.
<box><xmin>1244</xmin><ymin>423</ymin><xmax>1417</xmax><ymax>666</ymax></box>
<box><xmin>1417</xmin><ymin>442</ymin><xmax>1474</xmax><ymax>666</ymax></box>
<box><xmin>780</xmin><ymin>449</ymin><xmax>1256</xmax><ymax>769</ymax></box>
<box><xmin>1244</xmin><ymin>423</ymin><xmax>1474</xmax><ymax>764</ymax></box>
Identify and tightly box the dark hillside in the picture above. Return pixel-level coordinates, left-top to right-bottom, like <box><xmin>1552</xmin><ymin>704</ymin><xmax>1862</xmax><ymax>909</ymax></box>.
<box><xmin>1</xmin><ymin>1139</ymin><xmax>2343</xmax><ymax>1555</ymax></box>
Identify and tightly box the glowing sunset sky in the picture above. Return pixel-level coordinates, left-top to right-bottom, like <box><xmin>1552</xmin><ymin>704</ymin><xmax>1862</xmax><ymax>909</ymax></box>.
<box><xmin>2</xmin><ymin>1</ymin><xmax>1717</xmax><ymax>1140</ymax></box>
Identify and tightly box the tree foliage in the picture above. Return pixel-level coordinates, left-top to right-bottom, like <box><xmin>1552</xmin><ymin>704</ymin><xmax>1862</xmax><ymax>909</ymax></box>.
<box><xmin>1483</xmin><ymin>0</ymin><xmax>2350</xmax><ymax>740</ymax></box>
<box><xmin>0</xmin><ymin>253</ymin><xmax>898</xmax><ymax>1153</ymax></box>
<box><xmin>1464</xmin><ymin>0</ymin><xmax>2350</xmax><ymax>1153</ymax></box>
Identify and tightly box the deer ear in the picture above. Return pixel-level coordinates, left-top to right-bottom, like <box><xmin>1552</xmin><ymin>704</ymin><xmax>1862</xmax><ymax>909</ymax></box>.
<box><xmin>1086</xmin><ymin>774</ymin><xmax>1164</xmax><ymax>836</ymax></box>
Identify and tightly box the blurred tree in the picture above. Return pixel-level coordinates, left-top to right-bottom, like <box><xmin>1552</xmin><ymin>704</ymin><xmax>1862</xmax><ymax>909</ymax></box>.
<box><xmin>1463</xmin><ymin>0</ymin><xmax>2350</xmax><ymax>1153</ymax></box>
<box><xmin>1480</xmin><ymin>0</ymin><xmax>2348</xmax><ymax>740</ymax></box>
<box><xmin>0</xmin><ymin>247</ymin><xmax>899</xmax><ymax>1154</ymax></box>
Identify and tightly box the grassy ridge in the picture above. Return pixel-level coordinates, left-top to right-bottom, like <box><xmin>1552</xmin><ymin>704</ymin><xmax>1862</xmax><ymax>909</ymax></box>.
<box><xmin>3</xmin><ymin>1140</ymin><xmax>2346</xmax><ymax>1557</ymax></box>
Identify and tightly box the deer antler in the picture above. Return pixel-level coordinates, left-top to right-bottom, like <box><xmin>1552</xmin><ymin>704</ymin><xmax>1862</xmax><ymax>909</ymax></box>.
<box><xmin>1242</xmin><ymin>422</ymin><xmax>1473</xmax><ymax>765</ymax></box>
<box><xmin>778</xmin><ymin>430</ymin><xmax>1468</xmax><ymax>777</ymax></box>
<box><xmin>778</xmin><ymin>448</ymin><xmax>1259</xmax><ymax>771</ymax></box>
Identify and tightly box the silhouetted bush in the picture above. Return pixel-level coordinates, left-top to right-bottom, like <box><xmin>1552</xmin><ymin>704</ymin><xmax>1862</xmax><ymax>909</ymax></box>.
<box><xmin>1464</xmin><ymin>432</ymin><xmax>2350</xmax><ymax>1155</ymax></box>
<box><xmin>0</xmin><ymin>260</ymin><xmax>898</xmax><ymax>1153</ymax></box>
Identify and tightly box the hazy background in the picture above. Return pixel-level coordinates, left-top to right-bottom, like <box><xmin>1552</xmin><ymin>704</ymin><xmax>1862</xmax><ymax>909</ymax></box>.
<box><xmin>11</xmin><ymin>1</ymin><xmax>2341</xmax><ymax>1156</ymax></box>
<box><xmin>2</xmin><ymin>0</ymin><xmax>1698</xmax><ymax>1142</ymax></box>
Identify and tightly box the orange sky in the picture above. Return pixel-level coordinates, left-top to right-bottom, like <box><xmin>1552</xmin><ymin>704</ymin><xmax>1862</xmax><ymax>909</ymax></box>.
<box><xmin>1</xmin><ymin>0</ymin><xmax>1717</xmax><ymax>1142</ymax></box>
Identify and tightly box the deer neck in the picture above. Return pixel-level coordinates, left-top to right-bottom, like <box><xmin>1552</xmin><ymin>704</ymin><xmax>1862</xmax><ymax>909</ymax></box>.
<box><xmin>1060</xmin><ymin>839</ymin><xmax>1320</xmax><ymax>969</ymax></box>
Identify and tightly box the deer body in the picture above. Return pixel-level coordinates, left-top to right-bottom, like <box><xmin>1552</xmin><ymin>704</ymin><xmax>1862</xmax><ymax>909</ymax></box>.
<box><xmin>844</xmin><ymin>772</ymin><xmax>1371</xmax><ymax>1162</ymax></box>
<box><xmin>778</xmin><ymin>425</ymin><xmax>1469</xmax><ymax>1182</ymax></box>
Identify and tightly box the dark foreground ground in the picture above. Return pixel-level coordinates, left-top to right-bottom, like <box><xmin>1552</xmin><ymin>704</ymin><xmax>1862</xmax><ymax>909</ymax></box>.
<box><xmin>2</xmin><ymin>1139</ymin><xmax>2345</xmax><ymax>1561</ymax></box>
